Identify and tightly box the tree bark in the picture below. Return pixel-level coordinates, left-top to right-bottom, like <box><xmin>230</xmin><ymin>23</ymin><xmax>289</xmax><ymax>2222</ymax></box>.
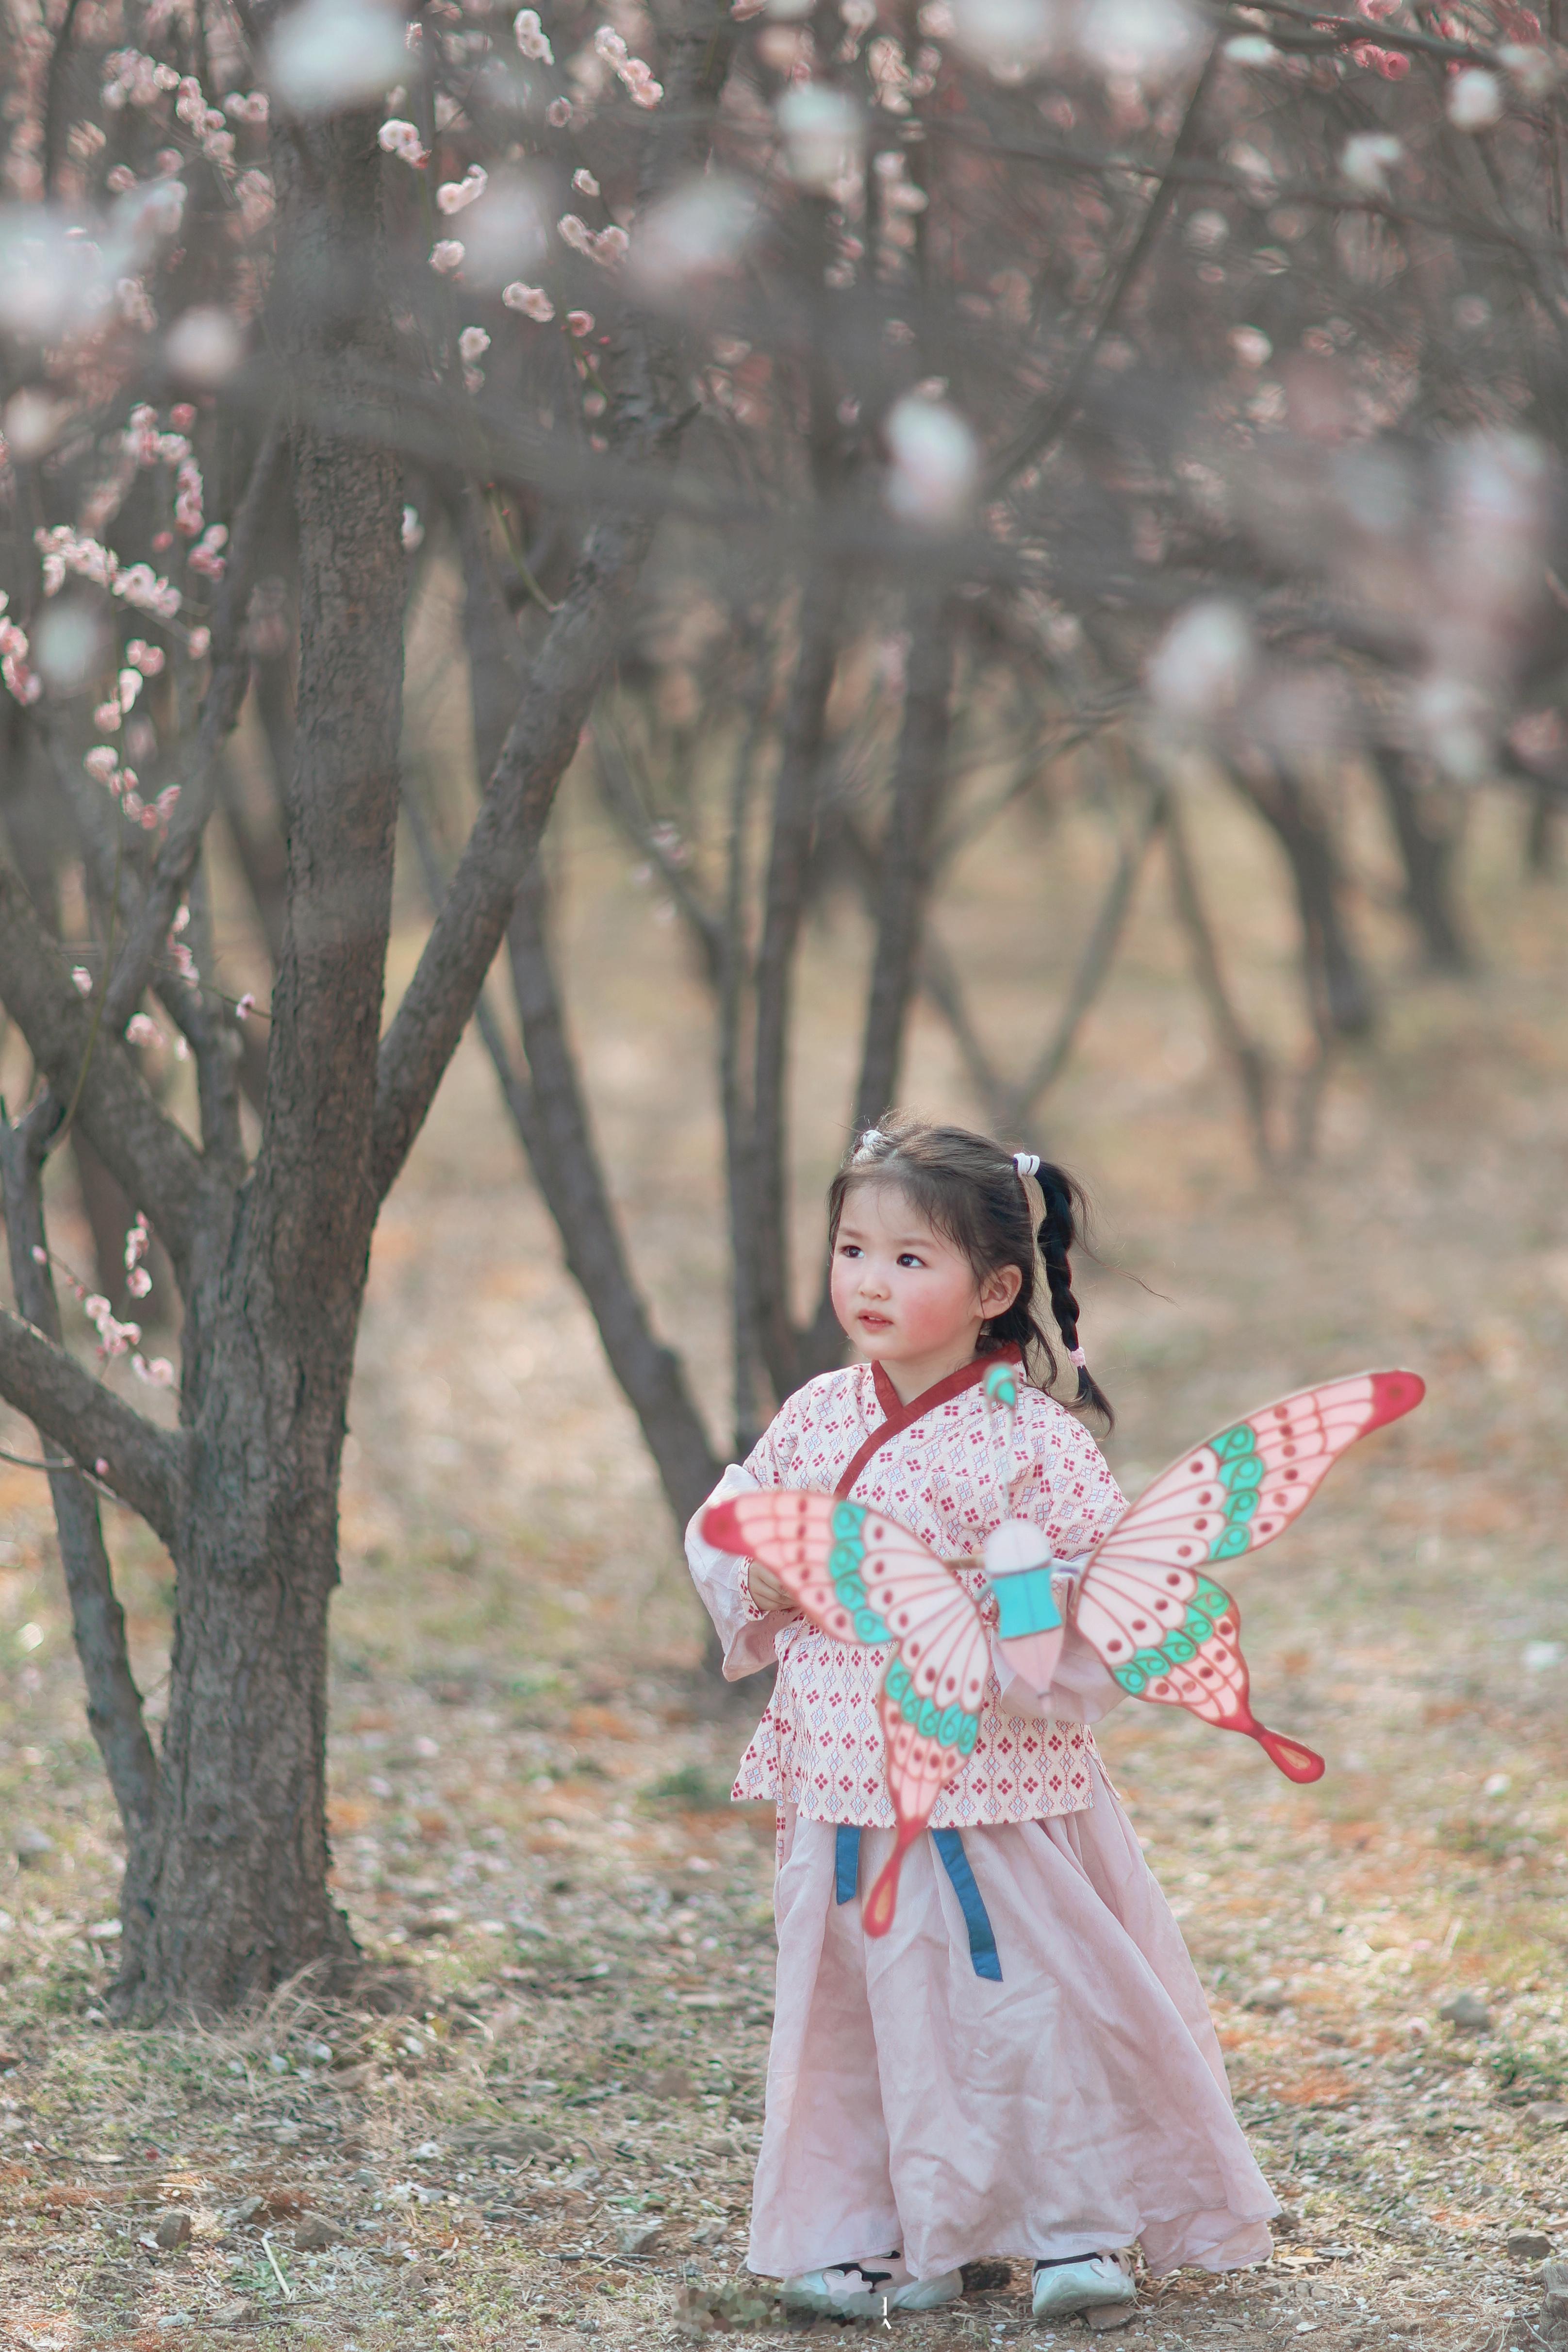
<box><xmin>109</xmin><ymin>98</ymin><xmax>406</xmax><ymax>2018</ymax></box>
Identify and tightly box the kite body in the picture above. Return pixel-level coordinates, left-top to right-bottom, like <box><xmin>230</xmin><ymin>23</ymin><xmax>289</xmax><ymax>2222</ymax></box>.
<box><xmin>702</xmin><ymin>1367</ymin><xmax>1424</xmax><ymax>1931</ymax></box>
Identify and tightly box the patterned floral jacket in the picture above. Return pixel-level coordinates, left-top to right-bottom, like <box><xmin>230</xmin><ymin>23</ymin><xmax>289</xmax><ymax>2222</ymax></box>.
<box><xmin>685</xmin><ymin>1350</ymin><xmax>1130</xmax><ymax>1829</ymax></box>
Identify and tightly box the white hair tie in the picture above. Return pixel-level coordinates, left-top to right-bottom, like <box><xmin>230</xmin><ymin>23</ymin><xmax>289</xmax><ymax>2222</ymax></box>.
<box><xmin>1012</xmin><ymin>1151</ymin><xmax>1040</xmax><ymax>1178</ymax></box>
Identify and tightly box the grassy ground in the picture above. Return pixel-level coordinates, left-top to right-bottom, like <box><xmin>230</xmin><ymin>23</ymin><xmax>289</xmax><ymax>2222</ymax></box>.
<box><xmin>1</xmin><ymin>767</ymin><xmax>1565</xmax><ymax>2351</ymax></box>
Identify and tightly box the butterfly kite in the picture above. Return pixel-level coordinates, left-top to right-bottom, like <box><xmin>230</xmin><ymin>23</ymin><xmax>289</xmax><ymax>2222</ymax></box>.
<box><xmin>702</xmin><ymin>1367</ymin><xmax>1424</xmax><ymax>1935</ymax></box>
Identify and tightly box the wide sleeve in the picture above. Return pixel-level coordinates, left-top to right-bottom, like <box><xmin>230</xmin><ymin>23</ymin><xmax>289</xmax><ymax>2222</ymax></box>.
<box><xmin>990</xmin><ymin>1402</ymin><xmax>1131</xmax><ymax>1726</ymax></box>
<box><xmin>684</xmin><ymin>1400</ymin><xmax>807</xmax><ymax>1679</ymax></box>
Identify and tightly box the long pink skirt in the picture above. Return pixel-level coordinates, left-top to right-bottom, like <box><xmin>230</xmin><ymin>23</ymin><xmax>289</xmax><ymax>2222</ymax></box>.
<box><xmin>748</xmin><ymin>1764</ymin><xmax>1278</xmax><ymax>2285</ymax></box>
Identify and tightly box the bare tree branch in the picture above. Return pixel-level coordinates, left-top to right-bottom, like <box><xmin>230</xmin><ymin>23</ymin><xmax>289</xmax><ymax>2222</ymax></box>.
<box><xmin>0</xmin><ymin>1104</ymin><xmax>161</xmax><ymax>1941</ymax></box>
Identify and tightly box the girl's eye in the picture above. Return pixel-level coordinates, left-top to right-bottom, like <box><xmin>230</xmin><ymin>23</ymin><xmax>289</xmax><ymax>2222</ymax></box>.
<box><xmin>839</xmin><ymin>1243</ymin><xmax>861</xmax><ymax>1259</ymax></box>
<box><xmin>896</xmin><ymin>1253</ymin><xmax>924</xmax><ymax>1268</ymax></box>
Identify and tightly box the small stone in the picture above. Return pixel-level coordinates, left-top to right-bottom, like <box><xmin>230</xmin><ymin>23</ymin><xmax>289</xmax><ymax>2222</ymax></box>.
<box><xmin>619</xmin><ymin>2219</ymin><xmax>662</xmax><ymax>2255</ymax></box>
<box><xmin>295</xmin><ymin>2213</ymin><xmax>337</xmax><ymax>2251</ymax></box>
<box><xmin>1509</xmin><ymin>2232</ymin><xmax>1554</xmax><ymax>2259</ymax></box>
<box><xmin>1437</xmin><ymin>1989</ymin><xmax>1492</xmax><ymax>2032</ymax></box>
<box><xmin>0</xmin><ymin>2050</ymin><xmax>20</xmax><ymax>2073</ymax></box>
<box><xmin>1247</xmin><ymin>1979</ymin><xmax>1287</xmax><ymax>2012</ymax></box>
<box><xmin>1086</xmin><ymin>2305</ymin><xmax>1138</xmax><ymax>2333</ymax></box>
<box><xmin>233</xmin><ymin>2194</ymin><xmax>266</xmax><ymax>2225</ymax></box>
<box><xmin>15</xmin><ymin>1827</ymin><xmax>54</xmax><ymax>1867</ymax></box>
<box><xmin>1525</xmin><ymin>2103</ymin><xmax>1568</xmax><ymax>2130</ymax></box>
<box><xmin>154</xmin><ymin>2208</ymin><xmax>193</xmax><ymax>2249</ymax></box>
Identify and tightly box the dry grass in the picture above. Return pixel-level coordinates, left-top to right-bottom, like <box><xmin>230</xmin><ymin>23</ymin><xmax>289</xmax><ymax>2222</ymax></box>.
<box><xmin>1</xmin><ymin>768</ymin><xmax>1566</xmax><ymax>2350</ymax></box>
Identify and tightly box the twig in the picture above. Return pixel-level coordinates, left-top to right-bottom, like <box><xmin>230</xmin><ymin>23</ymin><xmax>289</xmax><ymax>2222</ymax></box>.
<box><xmin>260</xmin><ymin>2231</ymin><xmax>294</xmax><ymax>2299</ymax></box>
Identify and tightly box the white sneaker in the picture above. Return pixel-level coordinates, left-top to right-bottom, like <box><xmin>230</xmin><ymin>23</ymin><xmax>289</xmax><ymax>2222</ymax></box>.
<box><xmin>780</xmin><ymin>2253</ymin><xmax>964</xmax><ymax>2317</ymax></box>
<box><xmin>1031</xmin><ymin>2251</ymin><xmax>1138</xmax><ymax>2319</ymax></box>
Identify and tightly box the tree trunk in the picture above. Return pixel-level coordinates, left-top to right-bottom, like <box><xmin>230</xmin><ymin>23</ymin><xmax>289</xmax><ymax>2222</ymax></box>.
<box><xmin>1230</xmin><ymin>761</ymin><xmax>1377</xmax><ymax>1041</ymax></box>
<box><xmin>1372</xmin><ymin>749</ymin><xmax>1472</xmax><ymax>973</ymax></box>
<box><xmin>111</xmin><ymin>99</ymin><xmax>405</xmax><ymax>2019</ymax></box>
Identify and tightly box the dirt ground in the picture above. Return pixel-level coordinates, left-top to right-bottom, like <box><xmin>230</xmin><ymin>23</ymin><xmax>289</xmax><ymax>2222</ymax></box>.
<box><xmin>0</xmin><ymin>769</ymin><xmax>1565</xmax><ymax>2351</ymax></box>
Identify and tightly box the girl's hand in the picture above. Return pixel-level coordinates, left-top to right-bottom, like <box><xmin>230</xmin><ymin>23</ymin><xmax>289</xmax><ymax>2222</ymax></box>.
<box><xmin>745</xmin><ymin>1558</ymin><xmax>795</xmax><ymax>1613</ymax></box>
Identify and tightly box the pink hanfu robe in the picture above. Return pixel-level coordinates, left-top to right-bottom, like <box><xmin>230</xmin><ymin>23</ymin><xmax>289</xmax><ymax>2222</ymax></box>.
<box><xmin>686</xmin><ymin>1350</ymin><xmax>1278</xmax><ymax>2285</ymax></box>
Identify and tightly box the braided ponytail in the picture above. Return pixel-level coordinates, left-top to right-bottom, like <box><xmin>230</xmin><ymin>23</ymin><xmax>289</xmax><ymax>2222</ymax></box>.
<box><xmin>1031</xmin><ymin>1163</ymin><xmax>1115</xmax><ymax>1428</ymax></box>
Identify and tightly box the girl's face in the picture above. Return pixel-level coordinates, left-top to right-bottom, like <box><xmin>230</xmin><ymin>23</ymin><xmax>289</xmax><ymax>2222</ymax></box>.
<box><xmin>830</xmin><ymin>1180</ymin><xmax>1022</xmax><ymax>1397</ymax></box>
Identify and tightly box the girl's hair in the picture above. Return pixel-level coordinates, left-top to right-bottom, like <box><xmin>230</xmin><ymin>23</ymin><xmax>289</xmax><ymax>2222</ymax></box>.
<box><xmin>826</xmin><ymin>1112</ymin><xmax>1114</xmax><ymax>1426</ymax></box>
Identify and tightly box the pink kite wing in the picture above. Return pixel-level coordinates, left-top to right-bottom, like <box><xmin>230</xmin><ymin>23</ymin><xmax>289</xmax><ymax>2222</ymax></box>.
<box><xmin>700</xmin><ymin>1488</ymin><xmax>991</xmax><ymax>1933</ymax></box>
<box><xmin>1072</xmin><ymin>1370</ymin><xmax>1424</xmax><ymax>1781</ymax></box>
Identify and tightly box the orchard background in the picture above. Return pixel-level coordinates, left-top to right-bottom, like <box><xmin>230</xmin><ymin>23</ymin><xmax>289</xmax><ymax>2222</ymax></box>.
<box><xmin>0</xmin><ymin>0</ymin><xmax>1566</xmax><ymax>2342</ymax></box>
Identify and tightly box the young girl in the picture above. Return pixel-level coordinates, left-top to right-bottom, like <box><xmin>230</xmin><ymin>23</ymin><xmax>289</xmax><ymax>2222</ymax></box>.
<box><xmin>686</xmin><ymin>1116</ymin><xmax>1278</xmax><ymax>2323</ymax></box>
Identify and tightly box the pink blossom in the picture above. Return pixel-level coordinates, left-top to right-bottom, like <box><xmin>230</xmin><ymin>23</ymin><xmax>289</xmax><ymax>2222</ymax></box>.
<box><xmin>126</xmin><ymin>1014</ymin><xmax>162</xmax><ymax>1049</ymax></box>
<box><xmin>124</xmin><ymin>1213</ymin><xmax>150</xmax><ymax>1270</ymax></box>
<box><xmin>514</xmin><ymin>8</ymin><xmax>554</xmax><ymax>59</ymax></box>
<box><xmin>154</xmin><ymin>785</ymin><xmax>180</xmax><ymax>821</ymax></box>
<box><xmin>558</xmin><ymin>212</ymin><xmax>595</xmax><ymax>255</ymax></box>
<box><xmin>84</xmin><ymin>746</ymin><xmax>120</xmax><ymax>782</ymax></box>
<box><xmin>402</xmin><ymin>506</ymin><xmax>425</xmax><ymax>553</ymax></box>
<box><xmin>503</xmin><ymin>282</ymin><xmax>555</xmax><ymax>321</ymax></box>
<box><xmin>95</xmin><ymin>701</ymin><xmax>123</xmax><ymax>733</ymax></box>
<box><xmin>236</xmin><ymin>992</ymin><xmax>256</xmax><ymax>1021</ymax></box>
<box><xmin>437</xmin><ymin>164</ymin><xmax>488</xmax><ymax>214</ymax></box>
<box><xmin>73</xmin><ymin>967</ymin><xmax>93</xmax><ymax>995</ymax></box>
<box><xmin>132</xmin><ymin>1354</ymin><xmax>174</xmax><ymax>1387</ymax></box>
<box><xmin>379</xmin><ymin>117</ymin><xmax>428</xmax><ymax>165</ymax></box>
<box><xmin>187</xmin><ymin>627</ymin><xmax>211</xmax><ymax>658</ymax></box>
<box><xmin>94</xmin><ymin>1458</ymin><xmax>109</xmax><ymax>1477</ymax></box>
<box><xmin>126</xmin><ymin>1267</ymin><xmax>153</xmax><ymax>1297</ymax></box>
<box><xmin>459</xmin><ymin>325</ymin><xmax>491</xmax><ymax>362</ymax></box>
<box><xmin>430</xmin><ymin>239</ymin><xmax>466</xmax><ymax>274</ymax></box>
<box><xmin>567</xmin><ymin>308</ymin><xmax>594</xmax><ymax>335</ymax></box>
<box><xmin>546</xmin><ymin>96</ymin><xmax>572</xmax><ymax>126</ymax></box>
<box><xmin>126</xmin><ymin>639</ymin><xmax>165</xmax><ymax>676</ymax></box>
<box><xmin>189</xmin><ymin>523</ymin><xmax>229</xmax><ymax>580</ymax></box>
<box><xmin>573</xmin><ymin>168</ymin><xmax>600</xmax><ymax>197</ymax></box>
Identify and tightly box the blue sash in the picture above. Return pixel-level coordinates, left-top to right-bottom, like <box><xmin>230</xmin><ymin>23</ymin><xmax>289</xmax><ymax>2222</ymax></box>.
<box><xmin>833</xmin><ymin>1822</ymin><xmax>1002</xmax><ymax>1982</ymax></box>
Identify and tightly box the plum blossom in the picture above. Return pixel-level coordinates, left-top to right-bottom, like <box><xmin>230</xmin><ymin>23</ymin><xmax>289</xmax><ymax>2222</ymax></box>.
<box><xmin>430</xmin><ymin>239</ymin><xmax>466</xmax><ymax>273</ymax></box>
<box><xmin>132</xmin><ymin>1354</ymin><xmax>175</xmax><ymax>1386</ymax></box>
<box><xmin>125</xmin><ymin>1015</ymin><xmax>163</xmax><ymax>1051</ymax></box>
<box><xmin>884</xmin><ymin>395</ymin><xmax>978</xmax><ymax>525</ymax></box>
<box><xmin>1341</xmin><ymin>132</ymin><xmax>1402</xmax><ymax>190</ymax></box>
<box><xmin>546</xmin><ymin>96</ymin><xmax>573</xmax><ymax>126</ymax></box>
<box><xmin>402</xmin><ymin>505</ymin><xmax>425</xmax><ymax>552</ymax></box>
<box><xmin>72</xmin><ymin>967</ymin><xmax>94</xmax><ymax>994</ymax></box>
<box><xmin>1147</xmin><ymin>598</ymin><xmax>1255</xmax><ymax>717</ymax></box>
<box><xmin>1448</xmin><ymin>67</ymin><xmax>1503</xmax><ymax>127</ymax></box>
<box><xmin>0</xmin><ymin>604</ymin><xmax>41</xmax><ymax>705</ymax></box>
<box><xmin>573</xmin><ymin>168</ymin><xmax>600</xmax><ymax>197</ymax></box>
<box><xmin>187</xmin><ymin>627</ymin><xmax>211</xmax><ymax>658</ymax></box>
<box><xmin>567</xmin><ymin>308</ymin><xmax>594</xmax><ymax>335</ymax></box>
<box><xmin>437</xmin><ymin>164</ymin><xmax>488</xmax><ymax>214</ymax></box>
<box><xmin>188</xmin><ymin>523</ymin><xmax>229</xmax><ymax>580</ymax></box>
<box><xmin>84</xmin><ymin>745</ymin><xmax>121</xmax><ymax>782</ymax></box>
<box><xmin>127</xmin><ymin>639</ymin><xmax>165</xmax><ymax>676</ymax></box>
<box><xmin>594</xmin><ymin>24</ymin><xmax>663</xmax><ymax>105</ymax></box>
<box><xmin>515</xmin><ymin>7</ymin><xmax>554</xmax><ymax>59</ymax></box>
<box><xmin>459</xmin><ymin>326</ymin><xmax>492</xmax><ymax>362</ymax></box>
<box><xmin>379</xmin><ymin>117</ymin><xmax>429</xmax><ymax>165</ymax></box>
<box><xmin>503</xmin><ymin>281</ymin><xmax>556</xmax><ymax>320</ymax></box>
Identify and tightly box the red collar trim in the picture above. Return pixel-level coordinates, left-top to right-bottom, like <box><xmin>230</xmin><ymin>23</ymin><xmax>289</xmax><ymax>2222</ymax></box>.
<box><xmin>835</xmin><ymin>1345</ymin><xmax>1022</xmax><ymax>1499</ymax></box>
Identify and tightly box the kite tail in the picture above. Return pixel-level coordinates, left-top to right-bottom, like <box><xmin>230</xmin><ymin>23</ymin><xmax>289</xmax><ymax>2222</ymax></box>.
<box><xmin>1252</xmin><ymin>1724</ymin><xmax>1326</xmax><ymax>1783</ymax></box>
<box><xmin>863</xmin><ymin>1825</ymin><xmax>922</xmax><ymax>1938</ymax></box>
